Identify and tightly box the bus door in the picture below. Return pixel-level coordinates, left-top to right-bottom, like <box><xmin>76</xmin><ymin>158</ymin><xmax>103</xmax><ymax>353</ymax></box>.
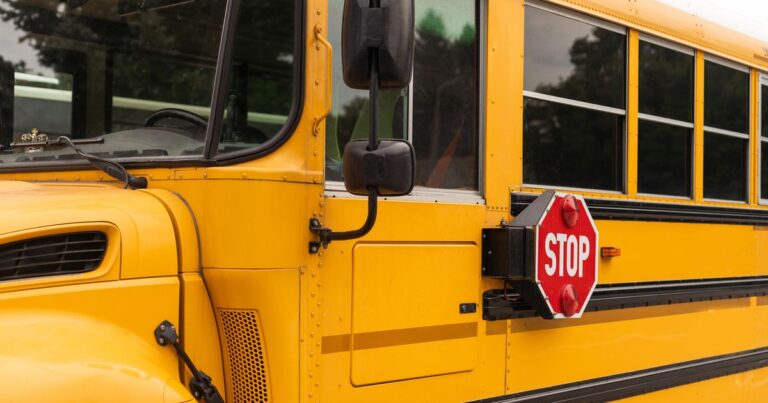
<box><xmin>317</xmin><ymin>0</ymin><xmax>502</xmax><ymax>400</ymax></box>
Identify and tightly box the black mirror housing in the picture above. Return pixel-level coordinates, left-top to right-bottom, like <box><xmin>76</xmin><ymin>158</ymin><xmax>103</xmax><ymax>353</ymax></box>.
<box><xmin>342</xmin><ymin>0</ymin><xmax>415</xmax><ymax>89</ymax></box>
<box><xmin>342</xmin><ymin>139</ymin><xmax>414</xmax><ymax>196</ymax></box>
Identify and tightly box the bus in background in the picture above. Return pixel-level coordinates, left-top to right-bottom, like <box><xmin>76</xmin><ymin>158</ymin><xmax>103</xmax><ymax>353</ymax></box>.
<box><xmin>0</xmin><ymin>0</ymin><xmax>768</xmax><ymax>402</ymax></box>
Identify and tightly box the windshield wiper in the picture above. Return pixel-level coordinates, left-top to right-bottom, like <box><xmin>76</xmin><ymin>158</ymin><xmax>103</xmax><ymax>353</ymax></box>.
<box><xmin>9</xmin><ymin>136</ymin><xmax>148</xmax><ymax>189</ymax></box>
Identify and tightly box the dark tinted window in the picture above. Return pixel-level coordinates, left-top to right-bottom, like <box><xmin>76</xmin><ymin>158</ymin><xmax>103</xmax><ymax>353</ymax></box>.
<box><xmin>639</xmin><ymin>41</ymin><xmax>693</xmax><ymax>122</ymax></box>
<box><xmin>705</xmin><ymin>61</ymin><xmax>749</xmax><ymax>133</ymax></box>
<box><xmin>638</xmin><ymin>120</ymin><xmax>691</xmax><ymax>196</ymax></box>
<box><xmin>326</xmin><ymin>0</ymin><xmax>479</xmax><ymax>190</ymax></box>
<box><xmin>762</xmin><ymin>142</ymin><xmax>768</xmax><ymax>200</ymax></box>
<box><xmin>523</xmin><ymin>98</ymin><xmax>624</xmax><ymax>190</ymax></box>
<box><xmin>0</xmin><ymin>0</ymin><xmax>228</xmax><ymax>163</ymax></box>
<box><xmin>762</xmin><ymin>84</ymin><xmax>768</xmax><ymax>139</ymax></box>
<box><xmin>524</xmin><ymin>6</ymin><xmax>625</xmax><ymax>109</ymax></box>
<box><xmin>704</xmin><ymin>132</ymin><xmax>747</xmax><ymax>201</ymax></box>
<box><xmin>217</xmin><ymin>1</ymin><xmax>297</xmax><ymax>154</ymax></box>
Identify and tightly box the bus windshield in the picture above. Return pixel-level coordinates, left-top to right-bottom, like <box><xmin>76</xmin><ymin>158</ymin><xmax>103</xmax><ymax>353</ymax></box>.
<box><xmin>0</xmin><ymin>0</ymin><xmax>297</xmax><ymax>164</ymax></box>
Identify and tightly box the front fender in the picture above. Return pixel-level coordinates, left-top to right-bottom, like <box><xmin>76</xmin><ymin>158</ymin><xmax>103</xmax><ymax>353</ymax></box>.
<box><xmin>0</xmin><ymin>310</ymin><xmax>194</xmax><ymax>402</ymax></box>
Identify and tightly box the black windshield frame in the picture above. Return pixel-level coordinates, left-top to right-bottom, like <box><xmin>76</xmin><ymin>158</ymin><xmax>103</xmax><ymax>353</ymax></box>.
<box><xmin>0</xmin><ymin>0</ymin><xmax>305</xmax><ymax>173</ymax></box>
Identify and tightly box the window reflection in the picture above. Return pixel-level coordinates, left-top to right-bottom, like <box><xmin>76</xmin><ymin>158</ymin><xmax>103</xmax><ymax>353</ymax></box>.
<box><xmin>704</xmin><ymin>61</ymin><xmax>749</xmax><ymax>134</ymax></box>
<box><xmin>0</xmin><ymin>0</ymin><xmax>227</xmax><ymax>162</ymax></box>
<box><xmin>523</xmin><ymin>99</ymin><xmax>624</xmax><ymax>190</ymax></box>
<box><xmin>524</xmin><ymin>6</ymin><xmax>625</xmax><ymax>109</ymax></box>
<box><xmin>639</xmin><ymin>41</ymin><xmax>693</xmax><ymax>122</ymax></box>
<box><xmin>523</xmin><ymin>5</ymin><xmax>626</xmax><ymax>191</ymax></box>
<box><xmin>217</xmin><ymin>1</ymin><xmax>297</xmax><ymax>154</ymax></box>
<box><xmin>637</xmin><ymin>120</ymin><xmax>691</xmax><ymax>196</ymax></box>
<box><xmin>703</xmin><ymin>59</ymin><xmax>749</xmax><ymax>201</ymax></box>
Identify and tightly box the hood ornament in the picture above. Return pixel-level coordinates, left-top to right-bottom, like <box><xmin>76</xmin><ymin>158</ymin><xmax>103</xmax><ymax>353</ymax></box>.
<box><xmin>20</xmin><ymin>128</ymin><xmax>48</xmax><ymax>153</ymax></box>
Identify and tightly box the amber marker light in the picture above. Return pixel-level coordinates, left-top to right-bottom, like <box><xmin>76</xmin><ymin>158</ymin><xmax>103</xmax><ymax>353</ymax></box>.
<box><xmin>601</xmin><ymin>247</ymin><xmax>621</xmax><ymax>258</ymax></box>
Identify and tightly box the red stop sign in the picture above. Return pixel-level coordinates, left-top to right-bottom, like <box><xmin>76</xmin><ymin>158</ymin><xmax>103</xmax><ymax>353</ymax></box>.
<box><xmin>534</xmin><ymin>193</ymin><xmax>598</xmax><ymax>318</ymax></box>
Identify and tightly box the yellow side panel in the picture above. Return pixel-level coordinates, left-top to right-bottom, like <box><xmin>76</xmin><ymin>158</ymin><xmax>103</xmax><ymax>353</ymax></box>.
<box><xmin>162</xmin><ymin>180</ymin><xmax>313</xmax><ymax>271</ymax></box>
<box><xmin>350</xmin><ymin>243</ymin><xmax>479</xmax><ymax>385</ymax></box>
<box><xmin>203</xmin><ymin>268</ymin><xmax>300</xmax><ymax>403</ymax></box>
<box><xmin>506</xmin><ymin>298</ymin><xmax>761</xmax><ymax>393</ymax></box>
<box><xmin>597</xmin><ymin>220</ymin><xmax>768</xmax><ymax>283</ymax></box>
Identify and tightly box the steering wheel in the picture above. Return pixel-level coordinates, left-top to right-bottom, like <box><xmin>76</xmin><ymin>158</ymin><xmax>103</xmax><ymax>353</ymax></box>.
<box><xmin>144</xmin><ymin>108</ymin><xmax>208</xmax><ymax>128</ymax></box>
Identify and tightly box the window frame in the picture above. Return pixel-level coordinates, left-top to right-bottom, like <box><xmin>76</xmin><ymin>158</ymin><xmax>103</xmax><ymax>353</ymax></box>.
<box><xmin>522</xmin><ymin>1</ymin><xmax>628</xmax><ymax>194</ymax></box>
<box><xmin>702</xmin><ymin>55</ymin><xmax>751</xmax><ymax>204</ymax></box>
<box><xmin>0</xmin><ymin>0</ymin><xmax>307</xmax><ymax>172</ymax></box>
<box><xmin>324</xmin><ymin>0</ymin><xmax>487</xmax><ymax>204</ymax></box>
<box><xmin>635</xmin><ymin>34</ymin><xmax>695</xmax><ymax>200</ymax></box>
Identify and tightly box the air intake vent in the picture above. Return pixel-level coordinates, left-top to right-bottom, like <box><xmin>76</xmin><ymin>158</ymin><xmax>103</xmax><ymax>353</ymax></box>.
<box><xmin>220</xmin><ymin>309</ymin><xmax>270</xmax><ymax>403</ymax></box>
<box><xmin>0</xmin><ymin>232</ymin><xmax>107</xmax><ymax>281</ymax></box>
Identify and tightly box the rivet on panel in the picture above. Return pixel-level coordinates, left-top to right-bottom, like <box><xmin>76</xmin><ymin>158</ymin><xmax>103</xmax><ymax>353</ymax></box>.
<box><xmin>241</xmin><ymin>173</ymin><xmax>248</xmax><ymax>179</ymax></box>
<box><xmin>202</xmin><ymin>172</ymin><xmax>208</xmax><ymax>179</ymax></box>
<box><xmin>283</xmin><ymin>175</ymin><xmax>288</xmax><ymax>180</ymax></box>
<box><xmin>317</xmin><ymin>282</ymin><xmax>322</xmax><ymax>287</ymax></box>
<box><xmin>310</xmin><ymin>332</ymin><xmax>314</xmax><ymax>338</ymax></box>
<box><xmin>313</xmin><ymin>177</ymin><xmax>319</xmax><ymax>183</ymax></box>
<box><xmin>311</xmin><ymin>292</ymin><xmax>316</xmax><ymax>297</ymax></box>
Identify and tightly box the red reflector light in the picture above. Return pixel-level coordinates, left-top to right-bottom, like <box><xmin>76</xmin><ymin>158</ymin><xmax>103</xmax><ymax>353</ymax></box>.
<box><xmin>562</xmin><ymin>194</ymin><xmax>579</xmax><ymax>227</ymax></box>
<box><xmin>560</xmin><ymin>284</ymin><xmax>579</xmax><ymax>317</ymax></box>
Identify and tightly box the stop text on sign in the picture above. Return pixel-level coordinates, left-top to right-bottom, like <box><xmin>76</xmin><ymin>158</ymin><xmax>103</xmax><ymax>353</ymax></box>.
<box><xmin>543</xmin><ymin>233</ymin><xmax>591</xmax><ymax>278</ymax></box>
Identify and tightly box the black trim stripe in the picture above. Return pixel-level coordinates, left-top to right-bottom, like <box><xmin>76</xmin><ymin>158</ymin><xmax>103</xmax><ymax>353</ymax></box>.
<box><xmin>468</xmin><ymin>346</ymin><xmax>768</xmax><ymax>403</ymax></box>
<box><xmin>483</xmin><ymin>276</ymin><xmax>768</xmax><ymax>320</ymax></box>
<box><xmin>511</xmin><ymin>193</ymin><xmax>768</xmax><ymax>225</ymax></box>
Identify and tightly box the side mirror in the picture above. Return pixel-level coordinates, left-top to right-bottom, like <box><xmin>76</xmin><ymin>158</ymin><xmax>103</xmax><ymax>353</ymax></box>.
<box><xmin>342</xmin><ymin>0</ymin><xmax>415</xmax><ymax>89</ymax></box>
<box><xmin>343</xmin><ymin>139</ymin><xmax>414</xmax><ymax>196</ymax></box>
<box><xmin>310</xmin><ymin>0</ymin><xmax>415</xmax><ymax>252</ymax></box>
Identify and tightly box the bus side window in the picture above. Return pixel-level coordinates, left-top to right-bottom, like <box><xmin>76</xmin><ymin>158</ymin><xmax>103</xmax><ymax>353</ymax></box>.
<box><xmin>637</xmin><ymin>39</ymin><xmax>694</xmax><ymax>197</ymax></box>
<box><xmin>703</xmin><ymin>58</ymin><xmax>749</xmax><ymax>202</ymax></box>
<box><xmin>522</xmin><ymin>4</ymin><xmax>626</xmax><ymax>192</ymax></box>
<box><xmin>326</xmin><ymin>0</ymin><xmax>480</xmax><ymax>191</ymax></box>
<box><xmin>761</xmin><ymin>78</ymin><xmax>768</xmax><ymax>201</ymax></box>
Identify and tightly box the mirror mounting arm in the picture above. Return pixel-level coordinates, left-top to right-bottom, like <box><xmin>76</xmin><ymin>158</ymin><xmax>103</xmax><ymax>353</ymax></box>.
<box><xmin>309</xmin><ymin>54</ymin><xmax>382</xmax><ymax>254</ymax></box>
<box><xmin>309</xmin><ymin>187</ymin><xmax>378</xmax><ymax>253</ymax></box>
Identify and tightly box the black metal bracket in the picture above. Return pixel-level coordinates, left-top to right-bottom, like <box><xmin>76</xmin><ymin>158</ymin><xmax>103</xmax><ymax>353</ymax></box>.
<box><xmin>154</xmin><ymin>320</ymin><xmax>224</xmax><ymax>403</ymax></box>
<box><xmin>309</xmin><ymin>218</ymin><xmax>331</xmax><ymax>254</ymax></box>
<box><xmin>483</xmin><ymin>276</ymin><xmax>768</xmax><ymax>321</ymax></box>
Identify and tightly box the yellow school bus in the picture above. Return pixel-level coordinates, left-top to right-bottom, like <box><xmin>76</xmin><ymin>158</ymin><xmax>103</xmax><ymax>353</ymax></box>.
<box><xmin>2</xmin><ymin>0</ymin><xmax>768</xmax><ymax>401</ymax></box>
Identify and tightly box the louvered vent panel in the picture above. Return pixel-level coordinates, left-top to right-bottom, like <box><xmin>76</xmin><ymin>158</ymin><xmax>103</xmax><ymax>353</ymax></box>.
<box><xmin>0</xmin><ymin>232</ymin><xmax>107</xmax><ymax>281</ymax></box>
<box><xmin>220</xmin><ymin>309</ymin><xmax>270</xmax><ymax>403</ymax></box>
